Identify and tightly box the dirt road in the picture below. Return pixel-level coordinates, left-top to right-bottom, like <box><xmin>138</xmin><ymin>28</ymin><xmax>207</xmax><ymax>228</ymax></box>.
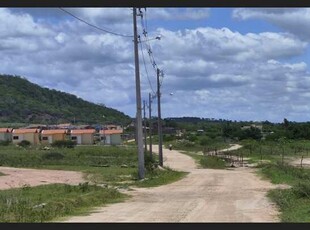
<box><xmin>63</xmin><ymin>144</ymin><xmax>282</xmax><ymax>222</ymax></box>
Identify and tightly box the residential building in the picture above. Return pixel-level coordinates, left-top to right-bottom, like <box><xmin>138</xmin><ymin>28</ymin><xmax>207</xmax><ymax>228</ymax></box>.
<box><xmin>41</xmin><ymin>129</ymin><xmax>68</xmax><ymax>144</ymax></box>
<box><xmin>0</xmin><ymin>128</ymin><xmax>13</xmax><ymax>142</ymax></box>
<box><xmin>241</xmin><ymin>124</ymin><xmax>263</xmax><ymax>131</ymax></box>
<box><xmin>12</xmin><ymin>129</ymin><xmax>40</xmax><ymax>145</ymax></box>
<box><xmin>99</xmin><ymin>129</ymin><xmax>123</xmax><ymax>145</ymax></box>
<box><xmin>70</xmin><ymin>129</ymin><xmax>96</xmax><ymax>145</ymax></box>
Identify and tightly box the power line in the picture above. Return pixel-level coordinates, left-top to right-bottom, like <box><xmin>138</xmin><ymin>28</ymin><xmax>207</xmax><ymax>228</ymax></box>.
<box><xmin>140</xmin><ymin>9</ymin><xmax>165</xmax><ymax>89</ymax></box>
<box><xmin>139</xmin><ymin>36</ymin><xmax>156</xmax><ymax>95</ymax></box>
<box><xmin>59</xmin><ymin>8</ymin><xmax>133</xmax><ymax>38</ymax></box>
<box><xmin>140</xmin><ymin>11</ymin><xmax>158</xmax><ymax>74</ymax></box>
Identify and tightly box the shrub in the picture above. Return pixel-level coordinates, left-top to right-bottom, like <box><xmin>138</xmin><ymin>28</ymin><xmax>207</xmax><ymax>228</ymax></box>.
<box><xmin>187</xmin><ymin>134</ymin><xmax>197</xmax><ymax>142</ymax></box>
<box><xmin>293</xmin><ymin>182</ymin><xmax>310</xmax><ymax>199</ymax></box>
<box><xmin>51</xmin><ymin>140</ymin><xmax>76</xmax><ymax>148</ymax></box>
<box><xmin>200</xmin><ymin>156</ymin><xmax>226</xmax><ymax>169</ymax></box>
<box><xmin>144</xmin><ymin>152</ymin><xmax>157</xmax><ymax>172</ymax></box>
<box><xmin>163</xmin><ymin>134</ymin><xmax>175</xmax><ymax>142</ymax></box>
<box><xmin>18</xmin><ymin>140</ymin><xmax>31</xmax><ymax>147</ymax></box>
<box><xmin>199</xmin><ymin>137</ymin><xmax>210</xmax><ymax>146</ymax></box>
<box><xmin>0</xmin><ymin>140</ymin><xmax>10</xmax><ymax>146</ymax></box>
<box><xmin>42</xmin><ymin>152</ymin><xmax>65</xmax><ymax>160</ymax></box>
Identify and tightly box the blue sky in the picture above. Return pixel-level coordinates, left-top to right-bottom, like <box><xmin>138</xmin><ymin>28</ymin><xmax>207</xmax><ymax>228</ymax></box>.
<box><xmin>1</xmin><ymin>7</ymin><xmax>310</xmax><ymax>123</ymax></box>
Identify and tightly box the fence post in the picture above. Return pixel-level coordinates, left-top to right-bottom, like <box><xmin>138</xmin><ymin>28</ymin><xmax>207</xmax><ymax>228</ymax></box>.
<box><xmin>301</xmin><ymin>155</ymin><xmax>304</xmax><ymax>168</ymax></box>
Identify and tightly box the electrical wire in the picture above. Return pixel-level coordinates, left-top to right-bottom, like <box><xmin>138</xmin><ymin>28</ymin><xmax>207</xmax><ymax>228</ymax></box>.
<box><xmin>59</xmin><ymin>8</ymin><xmax>133</xmax><ymax>38</ymax></box>
<box><xmin>140</xmin><ymin>9</ymin><xmax>165</xmax><ymax>88</ymax></box>
<box><xmin>140</xmin><ymin>13</ymin><xmax>158</xmax><ymax>75</ymax></box>
<box><xmin>139</xmin><ymin>37</ymin><xmax>156</xmax><ymax>95</ymax></box>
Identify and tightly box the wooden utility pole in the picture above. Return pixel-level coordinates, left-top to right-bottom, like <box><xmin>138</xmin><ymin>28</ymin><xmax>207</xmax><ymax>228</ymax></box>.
<box><xmin>133</xmin><ymin>7</ymin><xmax>144</xmax><ymax>179</ymax></box>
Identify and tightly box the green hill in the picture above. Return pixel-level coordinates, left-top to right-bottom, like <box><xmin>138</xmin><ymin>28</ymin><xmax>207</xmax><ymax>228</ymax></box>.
<box><xmin>0</xmin><ymin>74</ymin><xmax>132</xmax><ymax>125</ymax></box>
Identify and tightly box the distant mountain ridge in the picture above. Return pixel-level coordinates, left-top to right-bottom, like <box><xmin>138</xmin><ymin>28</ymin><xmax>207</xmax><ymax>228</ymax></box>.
<box><xmin>0</xmin><ymin>74</ymin><xmax>131</xmax><ymax>125</ymax></box>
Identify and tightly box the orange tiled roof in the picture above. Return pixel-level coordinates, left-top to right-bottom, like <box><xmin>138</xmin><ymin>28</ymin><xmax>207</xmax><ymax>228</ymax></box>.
<box><xmin>70</xmin><ymin>129</ymin><xmax>96</xmax><ymax>135</ymax></box>
<box><xmin>0</xmin><ymin>128</ymin><xmax>12</xmax><ymax>133</ymax></box>
<box><xmin>99</xmin><ymin>129</ymin><xmax>123</xmax><ymax>135</ymax></box>
<box><xmin>12</xmin><ymin>129</ymin><xmax>39</xmax><ymax>134</ymax></box>
<box><xmin>41</xmin><ymin>129</ymin><xmax>67</xmax><ymax>135</ymax></box>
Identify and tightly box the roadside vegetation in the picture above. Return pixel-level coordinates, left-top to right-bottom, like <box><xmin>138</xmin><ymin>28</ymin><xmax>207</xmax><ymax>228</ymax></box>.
<box><xmin>258</xmin><ymin>162</ymin><xmax>310</xmax><ymax>222</ymax></box>
<box><xmin>2</xmin><ymin>117</ymin><xmax>310</xmax><ymax>222</ymax></box>
<box><xmin>0</xmin><ymin>143</ymin><xmax>186</xmax><ymax>222</ymax></box>
<box><xmin>0</xmin><ymin>144</ymin><xmax>184</xmax><ymax>187</ymax></box>
<box><xmin>0</xmin><ymin>182</ymin><xmax>127</xmax><ymax>222</ymax></box>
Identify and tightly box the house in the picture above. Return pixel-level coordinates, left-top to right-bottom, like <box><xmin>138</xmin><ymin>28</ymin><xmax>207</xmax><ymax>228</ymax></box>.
<box><xmin>0</xmin><ymin>128</ymin><xmax>13</xmax><ymax>142</ymax></box>
<box><xmin>99</xmin><ymin>129</ymin><xmax>123</xmax><ymax>145</ymax></box>
<box><xmin>241</xmin><ymin>124</ymin><xmax>263</xmax><ymax>131</ymax></box>
<box><xmin>41</xmin><ymin>129</ymin><xmax>68</xmax><ymax>144</ymax></box>
<box><xmin>70</xmin><ymin>129</ymin><xmax>96</xmax><ymax>145</ymax></box>
<box><xmin>12</xmin><ymin>129</ymin><xmax>40</xmax><ymax>145</ymax></box>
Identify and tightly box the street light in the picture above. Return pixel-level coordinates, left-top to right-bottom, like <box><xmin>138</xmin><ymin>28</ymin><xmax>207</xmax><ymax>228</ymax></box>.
<box><xmin>139</xmin><ymin>35</ymin><xmax>162</xmax><ymax>43</ymax></box>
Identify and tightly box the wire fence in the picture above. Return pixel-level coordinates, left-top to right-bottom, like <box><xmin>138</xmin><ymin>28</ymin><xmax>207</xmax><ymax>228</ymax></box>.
<box><xmin>202</xmin><ymin>144</ymin><xmax>310</xmax><ymax>168</ymax></box>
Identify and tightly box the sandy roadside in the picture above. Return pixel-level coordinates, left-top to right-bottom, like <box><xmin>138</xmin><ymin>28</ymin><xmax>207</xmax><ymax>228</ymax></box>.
<box><xmin>0</xmin><ymin>167</ymin><xmax>85</xmax><ymax>190</ymax></box>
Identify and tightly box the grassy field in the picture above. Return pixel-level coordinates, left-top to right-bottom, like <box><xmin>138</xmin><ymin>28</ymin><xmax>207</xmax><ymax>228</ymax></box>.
<box><xmin>227</xmin><ymin>139</ymin><xmax>310</xmax><ymax>164</ymax></box>
<box><xmin>0</xmin><ymin>143</ymin><xmax>187</xmax><ymax>222</ymax></box>
<box><xmin>0</xmin><ymin>182</ymin><xmax>127</xmax><ymax>222</ymax></box>
<box><xmin>168</xmin><ymin>138</ymin><xmax>230</xmax><ymax>153</ymax></box>
<box><xmin>0</xmin><ymin>144</ymin><xmax>187</xmax><ymax>187</ymax></box>
<box><xmin>134</xmin><ymin>167</ymin><xmax>188</xmax><ymax>187</ymax></box>
<box><xmin>258</xmin><ymin>162</ymin><xmax>310</xmax><ymax>222</ymax></box>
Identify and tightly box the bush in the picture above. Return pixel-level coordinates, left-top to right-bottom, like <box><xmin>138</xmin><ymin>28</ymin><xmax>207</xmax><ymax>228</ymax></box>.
<box><xmin>200</xmin><ymin>156</ymin><xmax>226</xmax><ymax>169</ymax></box>
<box><xmin>18</xmin><ymin>140</ymin><xmax>31</xmax><ymax>147</ymax></box>
<box><xmin>144</xmin><ymin>152</ymin><xmax>157</xmax><ymax>172</ymax></box>
<box><xmin>293</xmin><ymin>182</ymin><xmax>310</xmax><ymax>199</ymax></box>
<box><xmin>0</xmin><ymin>140</ymin><xmax>10</xmax><ymax>146</ymax></box>
<box><xmin>51</xmin><ymin>140</ymin><xmax>76</xmax><ymax>148</ymax></box>
<box><xmin>42</xmin><ymin>152</ymin><xmax>65</xmax><ymax>160</ymax></box>
<box><xmin>187</xmin><ymin>134</ymin><xmax>198</xmax><ymax>142</ymax></box>
<box><xmin>163</xmin><ymin>134</ymin><xmax>175</xmax><ymax>142</ymax></box>
<box><xmin>199</xmin><ymin>137</ymin><xmax>210</xmax><ymax>146</ymax></box>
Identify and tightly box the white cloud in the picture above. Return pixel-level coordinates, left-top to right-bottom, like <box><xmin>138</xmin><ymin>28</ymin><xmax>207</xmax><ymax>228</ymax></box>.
<box><xmin>155</xmin><ymin>27</ymin><xmax>306</xmax><ymax>64</ymax></box>
<box><xmin>232</xmin><ymin>8</ymin><xmax>310</xmax><ymax>41</ymax></box>
<box><xmin>1</xmin><ymin>8</ymin><xmax>310</xmax><ymax>122</ymax></box>
<box><xmin>0</xmin><ymin>8</ymin><xmax>53</xmax><ymax>38</ymax></box>
<box><xmin>147</xmin><ymin>8</ymin><xmax>210</xmax><ymax>20</ymax></box>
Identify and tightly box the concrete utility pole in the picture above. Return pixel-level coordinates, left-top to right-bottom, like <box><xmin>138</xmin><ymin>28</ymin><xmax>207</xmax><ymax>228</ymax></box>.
<box><xmin>148</xmin><ymin>92</ymin><xmax>153</xmax><ymax>160</ymax></box>
<box><xmin>133</xmin><ymin>7</ymin><xmax>144</xmax><ymax>179</ymax></box>
<box><xmin>157</xmin><ymin>68</ymin><xmax>163</xmax><ymax>166</ymax></box>
<box><xmin>143</xmin><ymin>99</ymin><xmax>147</xmax><ymax>153</ymax></box>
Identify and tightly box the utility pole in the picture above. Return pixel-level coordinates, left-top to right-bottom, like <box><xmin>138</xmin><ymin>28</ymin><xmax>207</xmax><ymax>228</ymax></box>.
<box><xmin>133</xmin><ymin>7</ymin><xmax>144</xmax><ymax>179</ymax></box>
<box><xmin>143</xmin><ymin>99</ymin><xmax>147</xmax><ymax>153</ymax></box>
<box><xmin>157</xmin><ymin>68</ymin><xmax>163</xmax><ymax>166</ymax></box>
<box><xmin>148</xmin><ymin>92</ymin><xmax>153</xmax><ymax>160</ymax></box>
